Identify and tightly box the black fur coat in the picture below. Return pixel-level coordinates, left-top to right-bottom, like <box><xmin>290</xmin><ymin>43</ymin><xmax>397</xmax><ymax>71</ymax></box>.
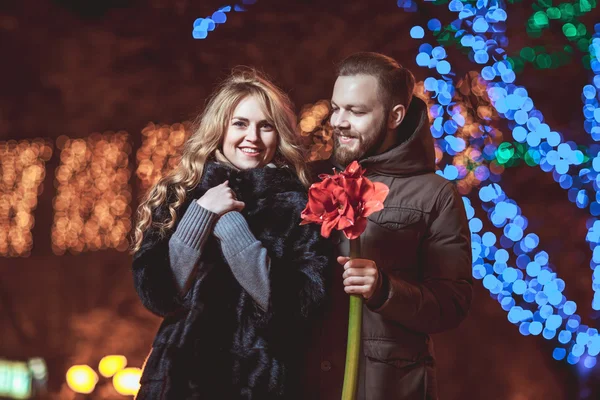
<box><xmin>132</xmin><ymin>162</ymin><xmax>331</xmax><ymax>400</ymax></box>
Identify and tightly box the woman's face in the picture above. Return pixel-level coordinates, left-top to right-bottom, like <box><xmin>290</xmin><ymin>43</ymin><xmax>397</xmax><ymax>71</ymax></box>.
<box><xmin>222</xmin><ymin>95</ymin><xmax>278</xmax><ymax>170</ymax></box>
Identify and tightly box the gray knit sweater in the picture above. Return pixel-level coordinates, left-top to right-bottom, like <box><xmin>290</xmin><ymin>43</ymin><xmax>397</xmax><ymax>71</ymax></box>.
<box><xmin>168</xmin><ymin>200</ymin><xmax>271</xmax><ymax>311</ymax></box>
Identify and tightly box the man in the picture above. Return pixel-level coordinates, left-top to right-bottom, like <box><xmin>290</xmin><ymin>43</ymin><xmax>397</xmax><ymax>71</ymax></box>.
<box><xmin>303</xmin><ymin>52</ymin><xmax>473</xmax><ymax>399</ymax></box>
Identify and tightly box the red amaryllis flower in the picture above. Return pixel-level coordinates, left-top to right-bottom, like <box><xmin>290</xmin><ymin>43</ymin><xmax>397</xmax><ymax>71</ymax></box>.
<box><xmin>301</xmin><ymin>161</ymin><xmax>389</xmax><ymax>239</ymax></box>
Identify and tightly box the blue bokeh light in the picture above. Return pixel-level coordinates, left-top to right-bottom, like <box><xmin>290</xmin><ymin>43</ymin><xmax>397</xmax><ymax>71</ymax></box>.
<box><xmin>193</xmin><ymin>3</ymin><xmax>250</xmax><ymax>39</ymax></box>
<box><xmin>405</xmin><ymin>0</ymin><xmax>600</xmax><ymax>370</ymax></box>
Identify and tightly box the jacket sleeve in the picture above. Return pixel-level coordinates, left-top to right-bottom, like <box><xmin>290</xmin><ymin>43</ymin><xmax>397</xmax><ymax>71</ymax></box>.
<box><xmin>131</xmin><ymin>203</ymin><xmax>189</xmax><ymax>318</ymax></box>
<box><xmin>368</xmin><ymin>182</ymin><xmax>473</xmax><ymax>334</ymax></box>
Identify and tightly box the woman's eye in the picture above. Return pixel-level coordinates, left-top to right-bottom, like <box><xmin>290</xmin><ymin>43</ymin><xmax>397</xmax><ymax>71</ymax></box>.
<box><xmin>233</xmin><ymin>121</ymin><xmax>246</xmax><ymax>127</ymax></box>
<box><xmin>351</xmin><ymin>110</ymin><xmax>365</xmax><ymax>115</ymax></box>
<box><xmin>261</xmin><ymin>123</ymin><xmax>274</xmax><ymax>131</ymax></box>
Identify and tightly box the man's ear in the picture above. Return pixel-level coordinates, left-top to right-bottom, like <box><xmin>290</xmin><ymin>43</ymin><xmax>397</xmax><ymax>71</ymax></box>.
<box><xmin>388</xmin><ymin>104</ymin><xmax>406</xmax><ymax>130</ymax></box>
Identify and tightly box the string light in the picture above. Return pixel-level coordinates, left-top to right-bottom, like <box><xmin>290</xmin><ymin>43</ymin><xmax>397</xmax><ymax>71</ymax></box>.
<box><xmin>65</xmin><ymin>365</ymin><xmax>98</xmax><ymax>395</ymax></box>
<box><xmin>405</xmin><ymin>0</ymin><xmax>600</xmax><ymax>369</ymax></box>
<box><xmin>525</xmin><ymin>0</ymin><xmax>597</xmax><ymax>42</ymax></box>
<box><xmin>0</xmin><ymin>139</ymin><xmax>52</xmax><ymax>257</ymax></box>
<box><xmin>135</xmin><ymin>122</ymin><xmax>192</xmax><ymax>192</ymax></box>
<box><xmin>51</xmin><ymin>132</ymin><xmax>132</xmax><ymax>255</ymax></box>
<box><xmin>583</xmin><ymin>31</ymin><xmax>600</xmax><ymax>141</ymax></box>
<box><xmin>112</xmin><ymin>367</ymin><xmax>141</xmax><ymax>396</ymax></box>
<box><xmin>192</xmin><ymin>2</ymin><xmax>255</xmax><ymax>39</ymax></box>
<box><xmin>98</xmin><ymin>355</ymin><xmax>127</xmax><ymax>379</ymax></box>
<box><xmin>507</xmin><ymin>46</ymin><xmax>574</xmax><ymax>73</ymax></box>
<box><xmin>298</xmin><ymin>100</ymin><xmax>334</xmax><ymax>162</ymax></box>
<box><xmin>397</xmin><ymin>0</ymin><xmax>418</xmax><ymax>12</ymax></box>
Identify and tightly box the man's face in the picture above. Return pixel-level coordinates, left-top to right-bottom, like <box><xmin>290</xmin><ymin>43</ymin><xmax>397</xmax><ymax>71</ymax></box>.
<box><xmin>330</xmin><ymin>74</ymin><xmax>388</xmax><ymax>166</ymax></box>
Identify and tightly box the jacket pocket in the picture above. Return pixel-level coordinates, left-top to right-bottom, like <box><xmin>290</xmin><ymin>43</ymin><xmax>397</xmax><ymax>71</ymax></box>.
<box><xmin>373</xmin><ymin>207</ymin><xmax>422</xmax><ymax>231</ymax></box>
<box><xmin>362</xmin><ymin>338</ymin><xmax>429</xmax><ymax>365</ymax></box>
<box><xmin>363</xmin><ymin>208</ymin><xmax>424</xmax><ymax>276</ymax></box>
<box><xmin>362</xmin><ymin>339</ymin><xmax>432</xmax><ymax>400</ymax></box>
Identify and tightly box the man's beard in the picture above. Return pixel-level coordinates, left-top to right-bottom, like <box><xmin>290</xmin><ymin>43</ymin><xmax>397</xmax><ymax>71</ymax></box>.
<box><xmin>332</xmin><ymin>119</ymin><xmax>388</xmax><ymax>167</ymax></box>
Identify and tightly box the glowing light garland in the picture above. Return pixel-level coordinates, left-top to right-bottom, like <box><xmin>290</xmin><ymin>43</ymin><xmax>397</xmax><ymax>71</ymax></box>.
<box><xmin>298</xmin><ymin>100</ymin><xmax>334</xmax><ymax>162</ymax></box>
<box><xmin>0</xmin><ymin>139</ymin><xmax>53</xmax><ymax>257</ymax></box>
<box><xmin>402</xmin><ymin>0</ymin><xmax>600</xmax><ymax>368</ymax></box>
<box><xmin>525</xmin><ymin>0</ymin><xmax>597</xmax><ymax>45</ymax></box>
<box><xmin>192</xmin><ymin>1</ymin><xmax>256</xmax><ymax>39</ymax></box>
<box><xmin>52</xmin><ymin>132</ymin><xmax>132</xmax><ymax>255</ymax></box>
<box><xmin>135</xmin><ymin>122</ymin><xmax>192</xmax><ymax>192</ymax></box>
<box><xmin>522</xmin><ymin>0</ymin><xmax>599</xmax><ymax>79</ymax></box>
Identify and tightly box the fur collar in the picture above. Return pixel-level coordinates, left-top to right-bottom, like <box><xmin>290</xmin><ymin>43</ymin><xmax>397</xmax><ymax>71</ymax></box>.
<box><xmin>142</xmin><ymin>161</ymin><xmax>305</xmax><ymax>254</ymax></box>
<box><xmin>189</xmin><ymin>161</ymin><xmax>304</xmax><ymax>204</ymax></box>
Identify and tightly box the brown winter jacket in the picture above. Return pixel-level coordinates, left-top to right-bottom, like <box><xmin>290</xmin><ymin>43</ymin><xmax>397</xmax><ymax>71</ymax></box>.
<box><xmin>302</xmin><ymin>96</ymin><xmax>473</xmax><ymax>400</ymax></box>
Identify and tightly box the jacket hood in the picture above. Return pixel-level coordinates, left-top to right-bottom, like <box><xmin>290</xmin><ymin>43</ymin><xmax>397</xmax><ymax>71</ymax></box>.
<box><xmin>359</xmin><ymin>96</ymin><xmax>436</xmax><ymax>177</ymax></box>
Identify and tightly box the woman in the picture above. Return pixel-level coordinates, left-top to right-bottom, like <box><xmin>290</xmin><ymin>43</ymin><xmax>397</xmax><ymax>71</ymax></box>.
<box><xmin>131</xmin><ymin>68</ymin><xmax>331</xmax><ymax>399</ymax></box>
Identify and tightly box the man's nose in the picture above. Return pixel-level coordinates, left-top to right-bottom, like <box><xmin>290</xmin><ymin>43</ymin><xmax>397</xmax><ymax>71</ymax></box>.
<box><xmin>331</xmin><ymin>110</ymin><xmax>350</xmax><ymax>129</ymax></box>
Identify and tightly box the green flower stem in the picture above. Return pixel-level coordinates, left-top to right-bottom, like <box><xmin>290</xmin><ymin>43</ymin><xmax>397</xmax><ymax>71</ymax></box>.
<box><xmin>341</xmin><ymin>238</ymin><xmax>362</xmax><ymax>400</ymax></box>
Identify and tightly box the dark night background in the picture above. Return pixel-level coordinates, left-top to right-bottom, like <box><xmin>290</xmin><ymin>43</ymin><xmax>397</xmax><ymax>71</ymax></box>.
<box><xmin>1</xmin><ymin>0</ymin><xmax>600</xmax><ymax>398</ymax></box>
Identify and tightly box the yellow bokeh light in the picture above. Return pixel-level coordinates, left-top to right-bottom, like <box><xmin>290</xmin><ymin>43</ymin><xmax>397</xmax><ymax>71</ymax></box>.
<box><xmin>419</xmin><ymin>73</ymin><xmax>504</xmax><ymax>196</ymax></box>
<box><xmin>66</xmin><ymin>365</ymin><xmax>98</xmax><ymax>395</ymax></box>
<box><xmin>112</xmin><ymin>367</ymin><xmax>142</xmax><ymax>396</ymax></box>
<box><xmin>0</xmin><ymin>139</ymin><xmax>53</xmax><ymax>257</ymax></box>
<box><xmin>51</xmin><ymin>131</ymin><xmax>132</xmax><ymax>255</ymax></box>
<box><xmin>298</xmin><ymin>100</ymin><xmax>334</xmax><ymax>162</ymax></box>
<box><xmin>136</xmin><ymin>122</ymin><xmax>192</xmax><ymax>192</ymax></box>
<box><xmin>98</xmin><ymin>355</ymin><xmax>127</xmax><ymax>378</ymax></box>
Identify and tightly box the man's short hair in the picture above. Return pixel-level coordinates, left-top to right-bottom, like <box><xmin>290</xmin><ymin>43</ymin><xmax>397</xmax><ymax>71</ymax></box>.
<box><xmin>336</xmin><ymin>52</ymin><xmax>416</xmax><ymax>111</ymax></box>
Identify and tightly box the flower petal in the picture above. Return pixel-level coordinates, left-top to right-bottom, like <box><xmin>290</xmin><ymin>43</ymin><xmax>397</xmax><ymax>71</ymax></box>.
<box><xmin>337</xmin><ymin>204</ymin><xmax>355</xmax><ymax>230</ymax></box>
<box><xmin>358</xmin><ymin>178</ymin><xmax>374</xmax><ymax>201</ymax></box>
<box><xmin>300</xmin><ymin>206</ymin><xmax>322</xmax><ymax>223</ymax></box>
<box><xmin>342</xmin><ymin>177</ymin><xmax>361</xmax><ymax>202</ymax></box>
<box><xmin>362</xmin><ymin>200</ymin><xmax>385</xmax><ymax>217</ymax></box>
<box><xmin>337</xmin><ymin>216</ymin><xmax>354</xmax><ymax>230</ymax></box>
<box><xmin>361</xmin><ymin>182</ymin><xmax>389</xmax><ymax>216</ymax></box>
<box><xmin>371</xmin><ymin>182</ymin><xmax>390</xmax><ymax>202</ymax></box>
<box><xmin>342</xmin><ymin>161</ymin><xmax>365</xmax><ymax>179</ymax></box>
<box><xmin>321</xmin><ymin>216</ymin><xmax>339</xmax><ymax>238</ymax></box>
<box><xmin>323</xmin><ymin>176</ymin><xmax>344</xmax><ymax>192</ymax></box>
<box><xmin>343</xmin><ymin>217</ymin><xmax>368</xmax><ymax>239</ymax></box>
<box><xmin>308</xmin><ymin>187</ymin><xmax>334</xmax><ymax>214</ymax></box>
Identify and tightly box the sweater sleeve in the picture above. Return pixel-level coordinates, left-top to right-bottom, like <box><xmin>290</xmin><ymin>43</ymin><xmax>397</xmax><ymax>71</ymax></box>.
<box><xmin>132</xmin><ymin>200</ymin><xmax>219</xmax><ymax>317</ymax></box>
<box><xmin>213</xmin><ymin>211</ymin><xmax>271</xmax><ymax>311</ymax></box>
<box><xmin>168</xmin><ymin>201</ymin><xmax>219</xmax><ymax>293</ymax></box>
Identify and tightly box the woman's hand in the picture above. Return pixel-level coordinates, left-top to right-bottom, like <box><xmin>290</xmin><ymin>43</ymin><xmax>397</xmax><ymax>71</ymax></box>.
<box><xmin>197</xmin><ymin>181</ymin><xmax>245</xmax><ymax>215</ymax></box>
